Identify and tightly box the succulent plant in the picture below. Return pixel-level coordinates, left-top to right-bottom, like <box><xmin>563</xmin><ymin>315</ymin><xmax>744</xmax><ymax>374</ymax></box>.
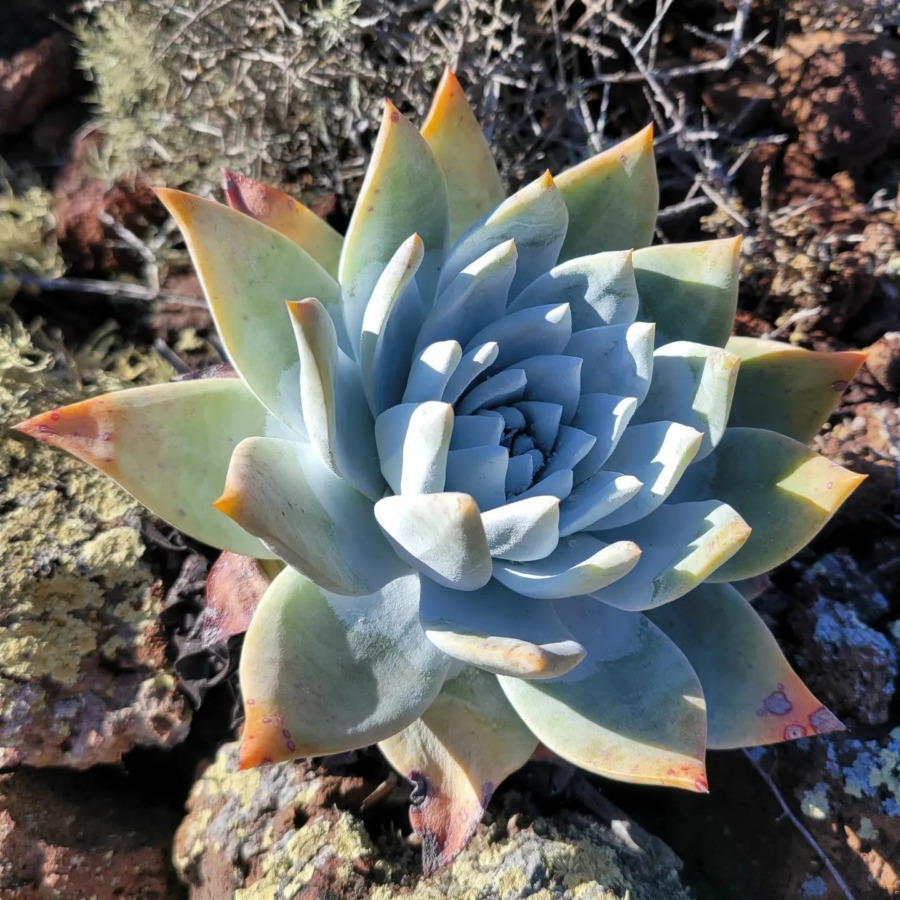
<box><xmin>17</xmin><ymin>70</ymin><xmax>866</xmax><ymax>871</ymax></box>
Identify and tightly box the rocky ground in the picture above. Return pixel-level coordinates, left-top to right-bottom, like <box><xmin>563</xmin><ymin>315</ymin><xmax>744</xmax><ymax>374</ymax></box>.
<box><xmin>0</xmin><ymin>1</ymin><xmax>898</xmax><ymax>898</ymax></box>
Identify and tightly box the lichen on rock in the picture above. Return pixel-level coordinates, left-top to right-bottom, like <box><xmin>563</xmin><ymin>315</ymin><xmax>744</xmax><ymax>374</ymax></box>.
<box><xmin>0</xmin><ymin>308</ymin><xmax>190</xmax><ymax>767</ymax></box>
<box><xmin>175</xmin><ymin>742</ymin><xmax>692</xmax><ymax>900</ymax></box>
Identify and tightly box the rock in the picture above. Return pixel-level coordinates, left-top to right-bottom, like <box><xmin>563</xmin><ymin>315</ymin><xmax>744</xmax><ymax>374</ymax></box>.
<box><xmin>0</xmin><ymin>313</ymin><xmax>190</xmax><ymax>767</ymax></box>
<box><xmin>791</xmin><ymin>552</ymin><xmax>897</xmax><ymax>726</ymax></box>
<box><xmin>794</xmin><ymin>731</ymin><xmax>900</xmax><ymax>897</ymax></box>
<box><xmin>174</xmin><ymin>743</ymin><xmax>693</xmax><ymax>900</ymax></box>
<box><xmin>0</xmin><ymin>766</ymin><xmax>178</xmax><ymax>899</ymax></box>
<box><xmin>0</xmin><ymin>33</ymin><xmax>72</xmax><ymax>134</ymax></box>
<box><xmin>775</xmin><ymin>32</ymin><xmax>900</xmax><ymax>171</ymax></box>
<box><xmin>864</xmin><ymin>333</ymin><xmax>900</xmax><ymax>395</ymax></box>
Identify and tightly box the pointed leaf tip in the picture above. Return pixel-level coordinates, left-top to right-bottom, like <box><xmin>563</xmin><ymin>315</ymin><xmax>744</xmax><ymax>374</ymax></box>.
<box><xmin>238</xmin><ymin>702</ymin><xmax>301</xmax><ymax>768</ymax></box>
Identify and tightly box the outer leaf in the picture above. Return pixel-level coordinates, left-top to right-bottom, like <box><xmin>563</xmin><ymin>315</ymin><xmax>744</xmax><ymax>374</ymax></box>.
<box><xmin>500</xmin><ymin>599</ymin><xmax>708</xmax><ymax>792</ymax></box>
<box><xmin>374</xmin><ymin>493</ymin><xmax>493</xmax><ymax>591</ymax></box>
<box><xmin>420</xmin><ymin>579</ymin><xmax>586</xmax><ymax>679</ymax></box>
<box><xmin>555</xmin><ymin>126</ymin><xmax>658</xmax><ymax>261</ymax></box>
<box><xmin>223</xmin><ymin>170</ymin><xmax>342</xmax><ymax>277</ymax></box>
<box><xmin>420</xmin><ymin>69</ymin><xmax>505</xmax><ymax>243</ymax></box>
<box><xmin>632</xmin><ymin>341</ymin><xmax>741</xmax><ymax>459</ymax></box>
<box><xmin>726</xmin><ymin>336</ymin><xmax>866</xmax><ymax>444</ymax></box>
<box><xmin>673</xmin><ymin>427</ymin><xmax>865</xmax><ymax>581</ymax></box>
<box><xmin>15</xmin><ymin>379</ymin><xmax>287</xmax><ymax>557</ymax></box>
<box><xmin>340</xmin><ymin>102</ymin><xmax>449</xmax><ymax>346</ymax></box>
<box><xmin>649</xmin><ymin>582</ymin><xmax>845</xmax><ymax>749</ymax></box>
<box><xmin>438</xmin><ymin>172</ymin><xmax>568</xmax><ymax>297</ymax></box>
<box><xmin>215</xmin><ymin>437</ymin><xmax>407</xmax><ymax>595</ymax></box>
<box><xmin>156</xmin><ymin>189</ymin><xmax>340</xmax><ymax>434</ymax></box>
<box><xmin>633</xmin><ymin>237</ymin><xmax>741</xmax><ymax>348</ymax></box>
<box><xmin>591</xmin><ymin>501</ymin><xmax>751</xmax><ymax>610</ymax></box>
<box><xmin>239</xmin><ymin>569</ymin><xmax>450</xmax><ymax>766</ymax></box>
<box><xmin>378</xmin><ymin>668</ymin><xmax>537</xmax><ymax>874</ymax></box>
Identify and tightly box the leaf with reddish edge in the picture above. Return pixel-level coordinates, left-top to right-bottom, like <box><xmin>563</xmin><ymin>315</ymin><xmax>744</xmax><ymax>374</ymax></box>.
<box><xmin>499</xmin><ymin>598</ymin><xmax>709</xmax><ymax>792</ymax></box>
<box><xmin>13</xmin><ymin>378</ymin><xmax>289</xmax><ymax>558</ymax></box>
<box><xmin>555</xmin><ymin>125</ymin><xmax>658</xmax><ymax>262</ymax></box>
<box><xmin>223</xmin><ymin>170</ymin><xmax>343</xmax><ymax>277</ymax></box>
<box><xmin>633</xmin><ymin>237</ymin><xmax>741</xmax><ymax>349</ymax></box>
<box><xmin>673</xmin><ymin>427</ymin><xmax>866</xmax><ymax>582</ymax></box>
<box><xmin>648</xmin><ymin>582</ymin><xmax>845</xmax><ymax>749</ymax></box>
<box><xmin>378</xmin><ymin>668</ymin><xmax>537</xmax><ymax>874</ymax></box>
<box><xmin>239</xmin><ymin>569</ymin><xmax>450</xmax><ymax>767</ymax></box>
<box><xmin>197</xmin><ymin>552</ymin><xmax>279</xmax><ymax>646</ymax></box>
<box><xmin>421</xmin><ymin>69</ymin><xmax>505</xmax><ymax>243</ymax></box>
<box><xmin>725</xmin><ymin>336</ymin><xmax>867</xmax><ymax>445</ymax></box>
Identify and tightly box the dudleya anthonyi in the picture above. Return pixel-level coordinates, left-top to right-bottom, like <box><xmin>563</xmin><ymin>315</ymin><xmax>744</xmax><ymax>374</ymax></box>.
<box><xmin>17</xmin><ymin>70</ymin><xmax>867</xmax><ymax>870</ymax></box>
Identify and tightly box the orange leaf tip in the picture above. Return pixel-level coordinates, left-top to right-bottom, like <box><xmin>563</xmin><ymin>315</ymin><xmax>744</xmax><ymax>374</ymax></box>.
<box><xmin>213</xmin><ymin>489</ymin><xmax>243</xmax><ymax>520</ymax></box>
<box><xmin>13</xmin><ymin>399</ymin><xmax>117</xmax><ymax>470</ymax></box>
<box><xmin>238</xmin><ymin>702</ymin><xmax>301</xmax><ymax>769</ymax></box>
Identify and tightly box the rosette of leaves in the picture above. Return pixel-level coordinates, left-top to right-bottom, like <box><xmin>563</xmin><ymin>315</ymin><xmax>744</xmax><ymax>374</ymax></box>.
<box><xmin>18</xmin><ymin>71</ymin><xmax>866</xmax><ymax>871</ymax></box>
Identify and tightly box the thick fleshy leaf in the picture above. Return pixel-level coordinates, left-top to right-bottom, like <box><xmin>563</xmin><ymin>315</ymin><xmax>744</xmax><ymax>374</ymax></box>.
<box><xmin>450</xmin><ymin>415</ymin><xmax>503</xmax><ymax>450</ymax></box>
<box><xmin>571</xmin><ymin>393</ymin><xmax>638</xmax><ymax>483</ymax></box>
<box><xmin>508</xmin><ymin>251</ymin><xmax>639</xmax><ymax>331</ymax></box>
<box><xmin>289</xmin><ymin>299</ymin><xmax>383</xmax><ymax>498</ymax></box>
<box><xmin>239</xmin><ymin>569</ymin><xmax>450</xmax><ymax>766</ymax></box>
<box><xmin>518</xmin><ymin>355</ymin><xmax>583</xmax><ymax>423</ymax></box>
<box><xmin>558</xmin><ymin>471</ymin><xmax>643</xmax><ymax>536</ymax></box>
<box><xmin>404</xmin><ymin>341</ymin><xmax>463</xmax><ymax>403</ymax></box>
<box><xmin>15</xmin><ymin>379</ymin><xmax>288</xmax><ymax>557</ymax></box>
<box><xmin>378</xmin><ymin>668</ymin><xmax>537</xmax><ymax>874</ymax></box>
<box><xmin>420</xmin><ymin>579</ymin><xmax>585</xmax><ymax>678</ymax></box>
<box><xmin>569</xmin><ymin>322</ymin><xmax>655</xmax><ymax>404</ymax></box>
<box><xmin>467</xmin><ymin>303</ymin><xmax>572</xmax><ymax>371</ymax></box>
<box><xmin>456</xmin><ymin>368</ymin><xmax>526</xmax><ymax>415</ymax></box>
<box><xmin>555</xmin><ymin>126</ymin><xmax>658</xmax><ymax>261</ymax></box>
<box><xmin>438</xmin><ymin>172</ymin><xmax>568</xmax><ymax>297</ymax></box>
<box><xmin>375</xmin><ymin>402</ymin><xmax>453</xmax><ymax>495</ymax></box>
<box><xmin>443</xmin><ymin>342</ymin><xmax>500</xmax><ymax>405</ymax></box>
<box><xmin>223</xmin><ymin>170</ymin><xmax>342</xmax><ymax>277</ymax></box>
<box><xmin>359</xmin><ymin>235</ymin><xmax>425</xmax><ymax>416</ymax></box>
<box><xmin>416</xmin><ymin>242</ymin><xmax>517</xmax><ymax>354</ymax></box>
<box><xmin>215</xmin><ymin>437</ymin><xmax>407</xmax><ymax>595</ymax></box>
<box><xmin>199</xmin><ymin>552</ymin><xmax>275</xmax><ymax>646</ymax></box>
<box><xmin>673</xmin><ymin>427</ymin><xmax>865</xmax><ymax>581</ymax></box>
<box><xmin>499</xmin><ymin>599</ymin><xmax>708</xmax><ymax>791</ymax></box>
<box><xmin>156</xmin><ymin>190</ymin><xmax>339</xmax><ymax>433</ymax></box>
<box><xmin>649</xmin><ymin>582</ymin><xmax>845</xmax><ymax>749</ymax></box>
<box><xmin>632</xmin><ymin>341</ymin><xmax>741</xmax><ymax>459</ymax></box>
<box><xmin>420</xmin><ymin>69</ymin><xmax>505</xmax><ymax>243</ymax></box>
<box><xmin>591</xmin><ymin>501</ymin><xmax>750</xmax><ymax>610</ymax></box>
<box><xmin>443</xmin><ymin>446</ymin><xmax>509</xmax><ymax>511</ymax></box>
<box><xmin>633</xmin><ymin>238</ymin><xmax>740</xmax><ymax>348</ymax></box>
<box><xmin>514</xmin><ymin>468</ymin><xmax>574</xmax><ymax>503</ymax></box>
<box><xmin>374</xmin><ymin>492</ymin><xmax>492</xmax><ymax>590</ymax></box>
<box><xmin>286</xmin><ymin>298</ymin><xmax>338</xmax><ymax>471</ymax></box>
<box><xmin>516</xmin><ymin>400</ymin><xmax>562</xmax><ymax>454</ymax></box>
<box><xmin>340</xmin><ymin>101</ymin><xmax>449</xmax><ymax>346</ymax></box>
<box><xmin>540</xmin><ymin>426</ymin><xmax>596</xmax><ymax>478</ymax></box>
<box><xmin>594</xmin><ymin>422</ymin><xmax>703</xmax><ymax>529</ymax></box>
<box><xmin>725</xmin><ymin>337</ymin><xmax>866</xmax><ymax>444</ymax></box>
<box><xmin>493</xmin><ymin>535</ymin><xmax>640</xmax><ymax>600</ymax></box>
<box><xmin>481</xmin><ymin>496</ymin><xmax>560</xmax><ymax>561</ymax></box>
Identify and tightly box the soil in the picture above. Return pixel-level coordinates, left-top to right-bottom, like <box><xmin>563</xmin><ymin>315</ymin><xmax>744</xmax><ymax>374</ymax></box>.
<box><xmin>1</xmin><ymin>1</ymin><xmax>898</xmax><ymax>899</ymax></box>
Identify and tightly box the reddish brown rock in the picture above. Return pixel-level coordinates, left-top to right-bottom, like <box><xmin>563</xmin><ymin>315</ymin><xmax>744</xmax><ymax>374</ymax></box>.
<box><xmin>775</xmin><ymin>32</ymin><xmax>900</xmax><ymax>170</ymax></box>
<box><xmin>0</xmin><ymin>767</ymin><xmax>177</xmax><ymax>899</ymax></box>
